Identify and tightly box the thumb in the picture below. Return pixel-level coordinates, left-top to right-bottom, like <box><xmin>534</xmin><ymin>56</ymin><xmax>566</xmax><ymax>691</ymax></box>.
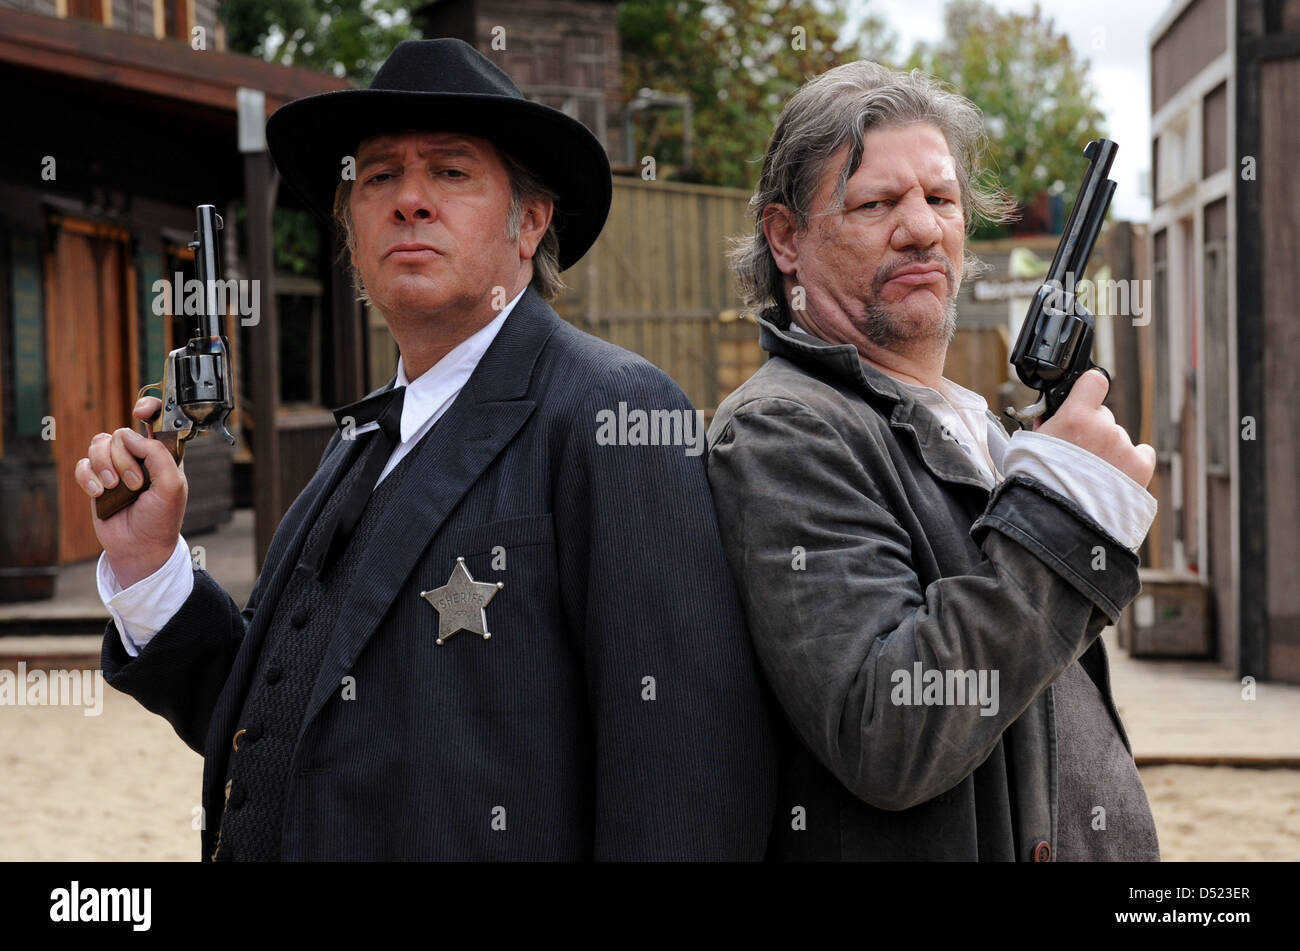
<box><xmin>132</xmin><ymin>396</ymin><xmax>163</xmax><ymax>427</ymax></box>
<box><xmin>1060</xmin><ymin>368</ymin><xmax>1110</xmax><ymax>413</ymax></box>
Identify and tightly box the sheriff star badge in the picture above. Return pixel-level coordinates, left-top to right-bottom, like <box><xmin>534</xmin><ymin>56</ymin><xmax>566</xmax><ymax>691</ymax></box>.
<box><xmin>420</xmin><ymin>558</ymin><xmax>503</xmax><ymax>645</ymax></box>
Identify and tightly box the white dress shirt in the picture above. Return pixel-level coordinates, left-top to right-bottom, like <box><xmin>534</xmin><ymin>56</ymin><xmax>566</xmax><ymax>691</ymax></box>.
<box><xmin>98</xmin><ymin>287</ymin><xmax>523</xmax><ymax>657</ymax></box>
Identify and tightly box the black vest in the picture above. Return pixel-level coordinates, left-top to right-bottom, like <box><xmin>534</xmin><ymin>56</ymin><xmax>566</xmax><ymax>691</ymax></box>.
<box><xmin>211</xmin><ymin>430</ymin><xmax>420</xmax><ymax>861</ymax></box>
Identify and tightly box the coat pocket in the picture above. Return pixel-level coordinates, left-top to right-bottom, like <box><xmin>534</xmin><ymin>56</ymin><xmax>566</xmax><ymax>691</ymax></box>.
<box><xmin>436</xmin><ymin>513</ymin><xmax>555</xmax><ymax>560</ymax></box>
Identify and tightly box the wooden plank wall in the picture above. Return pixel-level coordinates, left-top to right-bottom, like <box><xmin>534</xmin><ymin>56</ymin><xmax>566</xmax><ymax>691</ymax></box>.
<box><xmin>554</xmin><ymin>177</ymin><xmax>762</xmax><ymax>414</ymax></box>
<box><xmin>276</xmin><ymin>410</ymin><xmax>335</xmax><ymax>517</ymax></box>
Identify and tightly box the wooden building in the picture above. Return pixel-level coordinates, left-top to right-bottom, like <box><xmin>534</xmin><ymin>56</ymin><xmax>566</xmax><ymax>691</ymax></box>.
<box><xmin>413</xmin><ymin>0</ymin><xmax>624</xmax><ymax>161</ymax></box>
<box><xmin>1148</xmin><ymin>0</ymin><xmax>1300</xmax><ymax>683</ymax></box>
<box><xmin>0</xmin><ymin>3</ymin><xmax>363</xmax><ymax>594</ymax></box>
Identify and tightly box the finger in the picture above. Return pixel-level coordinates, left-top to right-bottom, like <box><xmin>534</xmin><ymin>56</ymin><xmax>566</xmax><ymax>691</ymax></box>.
<box><xmin>122</xmin><ymin>428</ymin><xmax>183</xmax><ymax>497</ymax></box>
<box><xmin>1136</xmin><ymin>442</ymin><xmax>1157</xmax><ymax>471</ymax></box>
<box><xmin>86</xmin><ymin>432</ymin><xmax>118</xmax><ymax>490</ymax></box>
<box><xmin>74</xmin><ymin>457</ymin><xmax>104</xmax><ymax>497</ymax></box>
<box><xmin>110</xmin><ymin>428</ymin><xmax>150</xmax><ymax>491</ymax></box>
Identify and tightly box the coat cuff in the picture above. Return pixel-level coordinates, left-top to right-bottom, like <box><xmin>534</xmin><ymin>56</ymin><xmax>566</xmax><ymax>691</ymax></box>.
<box><xmin>100</xmin><ymin>568</ymin><xmax>221</xmax><ymax>688</ymax></box>
<box><xmin>970</xmin><ymin>474</ymin><xmax>1141</xmax><ymax>624</ymax></box>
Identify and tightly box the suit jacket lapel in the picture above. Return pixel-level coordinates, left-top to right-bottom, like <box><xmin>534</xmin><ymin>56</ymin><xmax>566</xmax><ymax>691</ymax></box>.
<box><xmin>299</xmin><ymin>288</ymin><xmax>559</xmax><ymax>733</ymax></box>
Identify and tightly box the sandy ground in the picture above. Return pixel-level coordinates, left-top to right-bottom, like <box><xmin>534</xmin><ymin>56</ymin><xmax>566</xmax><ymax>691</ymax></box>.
<box><xmin>1141</xmin><ymin>765</ymin><xmax>1300</xmax><ymax>862</ymax></box>
<box><xmin>1</xmin><ymin>685</ymin><xmax>203</xmax><ymax>862</ymax></box>
<box><xmin>2</xmin><ymin>683</ymin><xmax>1298</xmax><ymax>861</ymax></box>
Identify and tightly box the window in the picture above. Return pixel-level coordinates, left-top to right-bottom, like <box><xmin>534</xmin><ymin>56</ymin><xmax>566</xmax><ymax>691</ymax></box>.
<box><xmin>65</xmin><ymin>0</ymin><xmax>107</xmax><ymax>25</ymax></box>
<box><xmin>162</xmin><ymin>0</ymin><xmax>191</xmax><ymax>41</ymax></box>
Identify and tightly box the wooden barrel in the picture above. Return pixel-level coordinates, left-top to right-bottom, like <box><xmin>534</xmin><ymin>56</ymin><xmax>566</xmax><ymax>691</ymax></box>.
<box><xmin>0</xmin><ymin>457</ymin><xmax>60</xmax><ymax>602</ymax></box>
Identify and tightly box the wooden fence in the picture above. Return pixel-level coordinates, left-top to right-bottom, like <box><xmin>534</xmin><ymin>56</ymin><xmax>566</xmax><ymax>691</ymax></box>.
<box><xmin>552</xmin><ymin>177</ymin><xmax>764</xmax><ymax>415</ymax></box>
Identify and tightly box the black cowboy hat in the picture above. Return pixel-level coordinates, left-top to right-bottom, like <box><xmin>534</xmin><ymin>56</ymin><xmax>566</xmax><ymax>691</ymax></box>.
<box><xmin>265</xmin><ymin>38</ymin><xmax>611</xmax><ymax>271</ymax></box>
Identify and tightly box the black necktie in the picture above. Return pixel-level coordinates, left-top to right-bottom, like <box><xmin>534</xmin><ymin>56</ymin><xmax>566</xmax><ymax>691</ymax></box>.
<box><xmin>304</xmin><ymin>385</ymin><xmax>407</xmax><ymax>577</ymax></box>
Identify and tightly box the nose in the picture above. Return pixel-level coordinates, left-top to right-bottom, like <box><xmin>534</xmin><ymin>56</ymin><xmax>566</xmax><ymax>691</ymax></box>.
<box><xmin>393</xmin><ymin>171</ymin><xmax>436</xmax><ymax>224</ymax></box>
<box><xmin>891</xmin><ymin>193</ymin><xmax>943</xmax><ymax>250</ymax></box>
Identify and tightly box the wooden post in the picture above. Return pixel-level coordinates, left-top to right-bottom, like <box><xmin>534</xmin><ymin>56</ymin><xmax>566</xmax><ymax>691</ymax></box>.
<box><xmin>240</xmin><ymin>88</ymin><xmax>281</xmax><ymax>569</ymax></box>
<box><xmin>328</xmin><ymin>226</ymin><xmax>366</xmax><ymax>400</ymax></box>
<box><xmin>1235</xmin><ymin>1</ymin><xmax>1267</xmax><ymax>682</ymax></box>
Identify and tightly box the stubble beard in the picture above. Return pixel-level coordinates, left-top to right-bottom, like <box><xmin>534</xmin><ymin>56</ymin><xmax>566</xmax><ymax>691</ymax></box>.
<box><xmin>853</xmin><ymin>255</ymin><xmax>959</xmax><ymax>357</ymax></box>
<box><xmin>856</xmin><ymin>293</ymin><xmax>958</xmax><ymax>352</ymax></box>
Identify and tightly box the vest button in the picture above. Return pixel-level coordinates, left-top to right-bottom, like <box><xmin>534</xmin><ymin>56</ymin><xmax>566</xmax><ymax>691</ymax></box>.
<box><xmin>1031</xmin><ymin>840</ymin><xmax>1052</xmax><ymax>862</ymax></box>
<box><xmin>265</xmin><ymin>666</ymin><xmax>282</xmax><ymax>685</ymax></box>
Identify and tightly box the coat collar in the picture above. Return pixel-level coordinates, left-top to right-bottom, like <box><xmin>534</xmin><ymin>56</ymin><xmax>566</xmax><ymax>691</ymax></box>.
<box><xmin>757</xmin><ymin>309</ymin><xmax>1003</xmax><ymax>492</ymax></box>
<box><xmin>351</xmin><ymin>286</ymin><xmax>552</xmax><ymax>408</ymax></box>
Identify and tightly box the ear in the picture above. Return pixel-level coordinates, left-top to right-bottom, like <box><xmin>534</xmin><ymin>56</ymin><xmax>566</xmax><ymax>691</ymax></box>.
<box><xmin>762</xmin><ymin>204</ymin><xmax>801</xmax><ymax>276</ymax></box>
<box><xmin>516</xmin><ymin>197</ymin><xmax>554</xmax><ymax>261</ymax></box>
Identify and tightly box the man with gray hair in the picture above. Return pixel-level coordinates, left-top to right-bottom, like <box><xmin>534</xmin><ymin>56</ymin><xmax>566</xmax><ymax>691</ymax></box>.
<box><xmin>707</xmin><ymin>61</ymin><xmax>1160</xmax><ymax>861</ymax></box>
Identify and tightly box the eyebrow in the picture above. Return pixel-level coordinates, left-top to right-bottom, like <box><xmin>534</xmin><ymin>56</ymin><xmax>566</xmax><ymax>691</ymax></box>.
<box><xmin>857</xmin><ymin>174</ymin><xmax>961</xmax><ymax>192</ymax></box>
<box><xmin>852</xmin><ymin>177</ymin><xmax>960</xmax><ymax>197</ymax></box>
<box><xmin>356</xmin><ymin>142</ymin><xmax>480</xmax><ymax>169</ymax></box>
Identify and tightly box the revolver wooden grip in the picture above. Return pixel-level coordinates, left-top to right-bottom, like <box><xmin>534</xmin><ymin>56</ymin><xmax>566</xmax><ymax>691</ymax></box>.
<box><xmin>93</xmin><ymin>429</ymin><xmax>185</xmax><ymax>521</ymax></box>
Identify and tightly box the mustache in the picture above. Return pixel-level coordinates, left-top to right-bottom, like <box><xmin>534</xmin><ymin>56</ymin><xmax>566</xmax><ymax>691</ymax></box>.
<box><xmin>871</xmin><ymin>253</ymin><xmax>957</xmax><ymax>297</ymax></box>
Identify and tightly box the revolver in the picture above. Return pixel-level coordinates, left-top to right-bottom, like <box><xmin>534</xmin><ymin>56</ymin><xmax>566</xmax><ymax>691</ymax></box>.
<box><xmin>1004</xmin><ymin>138</ymin><xmax>1118</xmax><ymax>430</ymax></box>
<box><xmin>96</xmin><ymin>204</ymin><xmax>235</xmax><ymax>519</ymax></box>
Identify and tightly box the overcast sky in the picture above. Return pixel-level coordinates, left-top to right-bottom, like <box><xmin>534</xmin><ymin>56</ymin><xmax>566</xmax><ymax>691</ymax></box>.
<box><xmin>844</xmin><ymin>0</ymin><xmax>1176</xmax><ymax>221</ymax></box>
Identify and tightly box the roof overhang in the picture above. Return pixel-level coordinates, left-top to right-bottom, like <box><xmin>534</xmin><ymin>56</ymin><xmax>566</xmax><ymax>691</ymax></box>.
<box><xmin>0</xmin><ymin>7</ymin><xmax>350</xmax><ymax>116</ymax></box>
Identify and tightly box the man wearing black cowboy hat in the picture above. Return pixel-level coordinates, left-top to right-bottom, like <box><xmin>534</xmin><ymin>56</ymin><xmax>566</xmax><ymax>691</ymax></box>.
<box><xmin>79</xmin><ymin>39</ymin><xmax>778</xmax><ymax>860</ymax></box>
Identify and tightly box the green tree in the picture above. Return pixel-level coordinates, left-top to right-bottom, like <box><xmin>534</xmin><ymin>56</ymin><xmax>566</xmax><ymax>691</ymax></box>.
<box><xmin>620</xmin><ymin>0</ymin><xmax>895</xmax><ymax>189</ymax></box>
<box><xmin>221</xmin><ymin>0</ymin><xmax>417</xmax><ymax>82</ymax></box>
<box><xmin>905</xmin><ymin>0</ymin><xmax>1106</xmax><ymax>237</ymax></box>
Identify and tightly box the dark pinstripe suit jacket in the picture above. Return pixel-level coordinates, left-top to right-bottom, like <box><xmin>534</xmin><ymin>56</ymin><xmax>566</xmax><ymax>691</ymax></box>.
<box><xmin>101</xmin><ymin>287</ymin><xmax>780</xmax><ymax>860</ymax></box>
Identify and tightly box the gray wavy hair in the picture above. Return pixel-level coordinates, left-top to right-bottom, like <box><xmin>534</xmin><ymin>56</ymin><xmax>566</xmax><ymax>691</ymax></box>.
<box><xmin>731</xmin><ymin>61</ymin><xmax>1017</xmax><ymax>327</ymax></box>
<box><xmin>333</xmin><ymin>145</ymin><xmax>564</xmax><ymax>303</ymax></box>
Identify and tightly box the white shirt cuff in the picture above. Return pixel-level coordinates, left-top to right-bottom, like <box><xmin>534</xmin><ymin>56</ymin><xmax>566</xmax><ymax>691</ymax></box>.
<box><xmin>1001</xmin><ymin>430</ymin><xmax>1157</xmax><ymax>552</ymax></box>
<box><xmin>97</xmin><ymin>535</ymin><xmax>195</xmax><ymax>658</ymax></box>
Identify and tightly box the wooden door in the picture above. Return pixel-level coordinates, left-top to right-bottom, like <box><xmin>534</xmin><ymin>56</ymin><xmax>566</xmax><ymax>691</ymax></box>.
<box><xmin>44</xmin><ymin>219</ymin><xmax>137</xmax><ymax>564</ymax></box>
